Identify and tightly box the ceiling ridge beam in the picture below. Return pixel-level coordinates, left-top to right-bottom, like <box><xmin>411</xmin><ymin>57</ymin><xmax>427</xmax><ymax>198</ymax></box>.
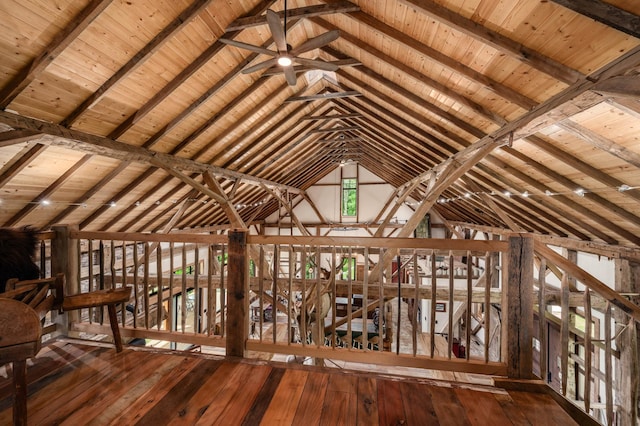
<box><xmin>225</xmin><ymin>1</ymin><xmax>360</xmax><ymax>31</ymax></box>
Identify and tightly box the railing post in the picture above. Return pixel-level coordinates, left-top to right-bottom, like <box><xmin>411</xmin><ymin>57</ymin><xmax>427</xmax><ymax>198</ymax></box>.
<box><xmin>506</xmin><ymin>233</ymin><xmax>534</xmax><ymax>379</ymax></box>
<box><xmin>51</xmin><ymin>224</ymin><xmax>80</xmax><ymax>336</ymax></box>
<box><xmin>226</xmin><ymin>229</ymin><xmax>248</xmax><ymax>357</ymax></box>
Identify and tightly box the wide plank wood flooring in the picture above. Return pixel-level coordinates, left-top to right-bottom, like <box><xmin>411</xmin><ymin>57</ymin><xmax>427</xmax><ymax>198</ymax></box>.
<box><xmin>0</xmin><ymin>341</ymin><xmax>579</xmax><ymax>425</ymax></box>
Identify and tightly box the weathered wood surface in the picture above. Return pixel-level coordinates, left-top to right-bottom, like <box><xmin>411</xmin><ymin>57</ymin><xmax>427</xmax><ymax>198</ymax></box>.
<box><xmin>0</xmin><ymin>341</ymin><xmax>580</xmax><ymax>425</ymax></box>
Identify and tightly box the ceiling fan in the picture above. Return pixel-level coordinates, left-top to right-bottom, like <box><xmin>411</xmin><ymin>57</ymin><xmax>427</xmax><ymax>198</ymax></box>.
<box><xmin>220</xmin><ymin>7</ymin><xmax>340</xmax><ymax>85</ymax></box>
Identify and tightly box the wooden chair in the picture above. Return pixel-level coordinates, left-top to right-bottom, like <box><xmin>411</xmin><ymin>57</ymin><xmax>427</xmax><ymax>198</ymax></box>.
<box><xmin>0</xmin><ymin>274</ymin><xmax>131</xmax><ymax>424</ymax></box>
<box><xmin>0</xmin><ymin>299</ymin><xmax>41</xmax><ymax>426</ymax></box>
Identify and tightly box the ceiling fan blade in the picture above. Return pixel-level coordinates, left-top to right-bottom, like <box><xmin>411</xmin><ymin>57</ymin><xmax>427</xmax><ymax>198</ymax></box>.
<box><xmin>291</xmin><ymin>30</ymin><xmax>340</xmax><ymax>56</ymax></box>
<box><xmin>266</xmin><ymin>9</ymin><xmax>288</xmax><ymax>54</ymax></box>
<box><xmin>242</xmin><ymin>58</ymin><xmax>278</xmax><ymax>74</ymax></box>
<box><xmin>219</xmin><ymin>38</ymin><xmax>276</xmax><ymax>57</ymax></box>
<box><xmin>284</xmin><ymin>66</ymin><xmax>297</xmax><ymax>86</ymax></box>
<box><xmin>293</xmin><ymin>57</ymin><xmax>339</xmax><ymax>72</ymax></box>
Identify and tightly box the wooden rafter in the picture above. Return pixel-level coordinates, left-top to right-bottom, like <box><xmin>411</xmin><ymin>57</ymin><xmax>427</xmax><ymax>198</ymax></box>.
<box><xmin>0</xmin><ymin>111</ymin><xmax>303</xmax><ymax>194</ymax></box>
<box><xmin>0</xmin><ymin>0</ymin><xmax>113</xmax><ymax>108</ymax></box>
<box><xmin>0</xmin><ymin>130</ymin><xmax>43</xmax><ymax>147</ymax></box>
<box><xmin>549</xmin><ymin>0</ymin><xmax>640</xmax><ymax>39</ymax></box>
<box><xmin>399</xmin><ymin>0</ymin><xmax>584</xmax><ymax>84</ymax></box>
<box><xmin>0</xmin><ymin>143</ymin><xmax>47</xmax><ymax>189</ymax></box>
<box><xmin>335</xmin><ymin>9</ymin><xmax>536</xmax><ymax>109</ymax></box>
<box><xmin>224</xmin><ymin>1</ymin><xmax>360</xmax><ymax>31</ymax></box>
<box><xmin>60</xmin><ymin>0</ymin><xmax>216</xmax><ymax>128</ymax></box>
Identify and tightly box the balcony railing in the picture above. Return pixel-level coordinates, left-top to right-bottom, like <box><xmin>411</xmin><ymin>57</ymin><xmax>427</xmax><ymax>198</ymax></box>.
<box><xmin>31</xmin><ymin>225</ymin><xmax>640</xmax><ymax>425</ymax></box>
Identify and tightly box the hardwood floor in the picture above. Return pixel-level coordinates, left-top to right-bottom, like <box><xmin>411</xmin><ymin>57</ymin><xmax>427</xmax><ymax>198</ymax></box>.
<box><xmin>0</xmin><ymin>341</ymin><xmax>579</xmax><ymax>425</ymax></box>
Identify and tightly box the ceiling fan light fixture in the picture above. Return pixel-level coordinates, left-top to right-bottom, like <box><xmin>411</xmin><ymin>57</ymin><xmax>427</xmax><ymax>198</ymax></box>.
<box><xmin>277</xmin><ymin>55</ymin><xmax>292</xmax><ymax>67</ymax></box>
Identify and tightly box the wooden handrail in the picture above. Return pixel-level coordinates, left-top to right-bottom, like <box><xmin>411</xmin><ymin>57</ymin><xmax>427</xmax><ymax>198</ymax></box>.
<box><xmin>535</xmin><ymin>240</ymin><xmax>640</xmax><ymax>323</ymax></box>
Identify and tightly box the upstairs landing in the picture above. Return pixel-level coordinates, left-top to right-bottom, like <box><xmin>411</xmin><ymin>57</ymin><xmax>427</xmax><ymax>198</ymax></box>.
<box><xmin>0</xmin><ymin>341</ymin><xmax>581</xmax><ymax>425</ymax></box>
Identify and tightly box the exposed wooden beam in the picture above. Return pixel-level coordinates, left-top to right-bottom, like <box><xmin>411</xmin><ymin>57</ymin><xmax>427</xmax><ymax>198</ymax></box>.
<box><xmin>0</xmin><ymin>130</ymin><xmax>43</xmax><ymax>147</ymax></box>
<box><xmin>0</xmin><ymin>143</ymin><xmax>47</xmax><ymax>188</ymax></box>
<box><xmin>351</xmin><ymin>66</ymin><xmax>485</xmax><ymax>139</ymax></box>
<box><xmin>29</xmin><ymin>2</ymin><xmax>282</xmax><ymax>232</ymax></box>
<box><xmin>450</xmin><ymin>221</ymin><xmax>640</xmax><ymax>262</ymax></box>
<box><xmin>60</xmin><ymin>0</ymin><xmax>216</xmax><ymax>127</ymax></box>
<box><xmin>4</xmin><ymin>154</ymin><xmax>92</xmax><ymax>227</ymax></box>
<box><xmin>48</xmin><ymin>162</ymin><xmax>134</xmax><ymax>230</ymax></box>
<box><xmin>0</xmin><ymin>0</ymin><xmax>113</xmax><ymax>108</ymax></box>
<box><xmin>308</xmin><ymin>126</ymin><xmax>362</xmax><ymax>133</ymax></box>
<box><xmin>0</xmin><ymin>110</ymin><xmax>303</xmax><ymax>194</ymax></box>
<box><xmin>315</xmin><ymin>137</ymin><xmax>364</xmax><ymax>143</ymax></box>
<box><xmin>558</xmin><ymin>120</ymin><xmax>640</xmax><ymax>169</ymax></box>
<box><xmin>461</xmin><ymin>176</ymin><xmax>524</xmax><ymax>232</ymax></box>
<box><xmin>478</xmin><ymin>155</ymin><xmax>627</xmax><ymax>244</ymax></box>
<box><xmin>399</xmin><ymin>0</ymin><xmax>583</xmax><ymax>84</ymax></box>
<box><xmin>467</xmin><ymin>168</ymin><xmax>590</xmax><ymax>239</ymax></box>
<box><xmin>103</xmin><ymin>1</ymin><xmax>278</xmax><ymax>140</ymax></box>
<box><xmin>550</xmin><ymin>0</ymin><xmax>640</xmax><ymax>39</ymax></box>
<box><xmin>285</xmin><ymin>91</ymin><xmax>362</xmax><ymax>102</ymax></box>
<box><xmin>508</xmin><ymin>46</ymin><xmax>640</xmax><ymax>143</ymax></box>
<box><xmin>314</xmin><ymin>23</ymin><xmax>508</xmax><ymax>125</ymax></box>
<box><xmin>594</xmin><ymin>75</ymin><xmax>640</xmax><ymax>98</ymax></box>
<box><xmin>225</xmin><ymin>1</ymin><xmax>360</xmax><ymax>31</ymax></box>
<box><xmin>260</xmin><ymin>59</ymin><xmax>361</xmax><ymax>76</ymax></box>
<box><xmin>261</xmin><ymin>185</ymin><xmax>311</xmax><ymax>236</ymax></box>
<box><xmin>301</xmin><ymin>113</ymin><xmax>363</xmax><ymax>120</ymax></box>
<box><xmin>608</xmin><ymin>97</ymin><xmax>640</xmax><ymax>119</ymax></box>
<box><xmin>202</xmin><ymin>172</ymin><xmax>246</xmax><ymax>229</ymax></box>
<box><xmin>219</xmin><ymin>95</ymin><xmax>315</xmax><ymax>169</ymax></box>
<box><xmin>334</xmin><ymin>9</ymin><xmax>536</xmax><ymax>109</ymax></box>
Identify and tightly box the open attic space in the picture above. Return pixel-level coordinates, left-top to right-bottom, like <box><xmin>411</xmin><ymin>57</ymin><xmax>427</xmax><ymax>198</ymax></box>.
<box><xmin>0</xmin><ymin>0</ymin><xmax>639</xmax><ymax>425</ymax></box>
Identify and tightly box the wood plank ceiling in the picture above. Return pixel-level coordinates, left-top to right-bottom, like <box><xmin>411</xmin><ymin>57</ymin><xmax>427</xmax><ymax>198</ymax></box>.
<box><xmin>0</xmin><ymin>0</ymin><xmax>638</xmax><ymax>247</ymax></box>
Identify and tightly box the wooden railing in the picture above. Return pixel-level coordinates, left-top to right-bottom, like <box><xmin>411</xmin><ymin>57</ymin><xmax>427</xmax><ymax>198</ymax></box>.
<box><xmin>241</xmin><ymin>233</ymin><xmax>511</xmax><ymax>377</ymax></box>
<box><xmin>40</xmin><ymin>225</ymin><xmax>640</xmax><ymax>424</ymax></box>
<box><xmin>533</xmin><ymin>241</ymin><xmax>640</xmax><ymax>425</ymax></box>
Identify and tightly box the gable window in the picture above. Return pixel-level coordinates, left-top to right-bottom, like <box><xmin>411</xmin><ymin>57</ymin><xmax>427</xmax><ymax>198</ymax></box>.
<box><xmin>341</xmin><ymin>178</ymin><xmax>357</xmax><ymax>217</ymax></box>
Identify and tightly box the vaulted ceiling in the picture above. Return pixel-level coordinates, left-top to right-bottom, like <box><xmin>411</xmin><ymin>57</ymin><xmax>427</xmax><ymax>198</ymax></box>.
<box><xmin>0</xmin><ymin>0</ymin><xmax>639</xmax><ymax>247</ymax></box>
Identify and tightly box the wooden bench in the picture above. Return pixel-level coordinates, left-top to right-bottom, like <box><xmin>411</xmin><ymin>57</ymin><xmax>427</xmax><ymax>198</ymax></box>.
<box><xmin>0</xmin><ymin>274</ymin><xmax>131</xmax><ymax>424</ymax></box>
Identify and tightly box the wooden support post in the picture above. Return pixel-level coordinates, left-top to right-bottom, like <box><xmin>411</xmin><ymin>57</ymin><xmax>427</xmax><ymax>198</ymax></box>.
<box><xmin>51</xmin><ymin>224</ymin><xmax>80</xmax><ymax>335</ymax></box>
<box><xmin>506</xmin><ymin>234</ymin><xmax>534</xmax><ymax>379</ymax></box>
<box><xmin>226</xmin><ymin>229</ymin><xmax>248</xmax><ymax>357</ymax></box>
<box><xmin>614</xmin><ymin>258</ymin><xmax>640</xmax><ymax>425</ymax></box>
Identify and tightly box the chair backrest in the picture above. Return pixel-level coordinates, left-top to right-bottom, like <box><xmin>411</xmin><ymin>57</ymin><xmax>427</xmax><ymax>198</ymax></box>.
<box><xmin>0</xmin><ymin>274</ymin><xmax>65</xmax><ymax>320</ymax></box>
<box><xmin>0</xmin><ymin>298</ymin><xmax>42</xmax><ymax>364</ymax></box>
